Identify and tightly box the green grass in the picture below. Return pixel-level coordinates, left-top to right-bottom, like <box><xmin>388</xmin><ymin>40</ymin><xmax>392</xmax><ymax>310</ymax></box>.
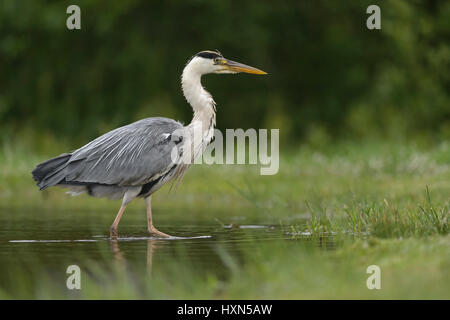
<box><xmin>0</xmin><ymin>140</ymin><xmax>449</xmax><ymax>299</ymax></box>
<box><xmin>287</xmin><ymin>186</ymin><xmax>448</xmax><ymax>239</ymax></box>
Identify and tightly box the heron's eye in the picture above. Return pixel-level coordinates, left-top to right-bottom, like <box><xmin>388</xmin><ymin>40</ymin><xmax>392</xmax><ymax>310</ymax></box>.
<box><xmin>213</xmin><ymin>58</ymin><xmax>221</xmax><ymax>64</ymax></box>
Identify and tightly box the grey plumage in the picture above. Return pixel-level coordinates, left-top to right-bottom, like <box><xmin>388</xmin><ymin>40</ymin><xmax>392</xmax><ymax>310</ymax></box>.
<box><xmin>32</xmin><ymin>117</ymin><xmax>183</xmax><ymax>199</ymax></box>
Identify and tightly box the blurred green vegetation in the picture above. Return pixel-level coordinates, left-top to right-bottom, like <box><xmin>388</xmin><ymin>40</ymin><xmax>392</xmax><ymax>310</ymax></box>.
<box><xmin>1</xmin><ymin>0</ymin><xmax>449</xmax><ymax>152</ymax></box>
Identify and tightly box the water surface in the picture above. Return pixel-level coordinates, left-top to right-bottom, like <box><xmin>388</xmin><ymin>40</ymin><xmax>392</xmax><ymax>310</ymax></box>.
<box><xmin>0</xmin><ymin>208</ymin><xmax>336</xmax><ymax>296</ymax></box>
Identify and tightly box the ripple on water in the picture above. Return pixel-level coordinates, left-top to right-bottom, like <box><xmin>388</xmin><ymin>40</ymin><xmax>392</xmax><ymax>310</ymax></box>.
<box><xmin>8</xmin><ymin>235</ymin><xmax>212</xmax><ymax>243</ymax></box>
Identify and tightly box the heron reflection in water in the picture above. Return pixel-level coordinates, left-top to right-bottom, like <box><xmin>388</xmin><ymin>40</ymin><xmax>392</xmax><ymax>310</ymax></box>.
<box><xmin>109</xmin><ymin>239</ymin><xmax>158</xmax><ymax>275</ymax></box>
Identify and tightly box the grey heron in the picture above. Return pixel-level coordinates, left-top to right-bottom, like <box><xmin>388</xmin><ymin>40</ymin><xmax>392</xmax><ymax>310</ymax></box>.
<box><xmin>32</xmin><ymin>50</ymin><xmax>266</xmax><ymax>238</ymax></box>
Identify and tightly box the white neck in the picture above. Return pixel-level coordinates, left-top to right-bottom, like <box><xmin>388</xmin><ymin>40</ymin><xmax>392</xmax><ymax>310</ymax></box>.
<box><xmin>181</xmin><ymin>63</ymin><xmax>216</xmax><ymax>137</ymax></box>
<box><xmin>179</xmin><ymin>61</ymin><xmax>217</xmax><ymax>164</ymax></box>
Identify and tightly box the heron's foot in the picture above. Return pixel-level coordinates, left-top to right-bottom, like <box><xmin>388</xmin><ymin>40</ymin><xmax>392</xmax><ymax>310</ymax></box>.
<box><xmin>148</xmin><ymin>226</ymin><xmax>171</xmax><ymax>238</ymax></box>
<box><xmin>110</xmin><ymin>226</ymin><xmax>118</xmax><ymax>239</ymax></box>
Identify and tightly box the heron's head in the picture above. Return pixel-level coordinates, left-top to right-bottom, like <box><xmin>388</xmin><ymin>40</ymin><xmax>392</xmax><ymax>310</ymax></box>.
<box><xmin>187</xmin><ymin>50</ymin><xmax>267</xmax><ymax>76</ymax></box>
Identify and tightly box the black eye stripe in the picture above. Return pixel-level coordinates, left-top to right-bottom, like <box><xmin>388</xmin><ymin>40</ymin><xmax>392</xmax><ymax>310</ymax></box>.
<box><xmin>196</xmin><ymin>51</ymin><xmax>222</xmax><ymax>59</ymax></box>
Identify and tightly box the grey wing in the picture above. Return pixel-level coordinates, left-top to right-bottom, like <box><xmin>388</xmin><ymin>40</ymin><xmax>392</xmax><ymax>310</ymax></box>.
<box><xmin>63</xmin><ymin>117</ymin><xmax>183</xmax><ymax>186</ymax></box>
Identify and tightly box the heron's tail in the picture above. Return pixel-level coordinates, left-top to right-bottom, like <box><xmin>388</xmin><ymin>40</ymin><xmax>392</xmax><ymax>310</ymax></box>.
<box><xmin>32</xmin><ymin>153</ymin><xmax>72</xmax><ymax>190</ymax></box>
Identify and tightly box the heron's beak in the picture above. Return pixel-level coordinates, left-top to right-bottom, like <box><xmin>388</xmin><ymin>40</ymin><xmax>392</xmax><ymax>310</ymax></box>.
<box><xmin>221</xmin><ymin>58</ymin><xmax>267</xmax><ymax>75</ymax></box>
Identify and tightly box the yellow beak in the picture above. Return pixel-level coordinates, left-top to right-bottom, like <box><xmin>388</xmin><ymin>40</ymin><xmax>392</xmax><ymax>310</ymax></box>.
<box><xmin>222</xmin><ymin>58</ymin><xmax>267</xmax><ymax>75</ymax></box>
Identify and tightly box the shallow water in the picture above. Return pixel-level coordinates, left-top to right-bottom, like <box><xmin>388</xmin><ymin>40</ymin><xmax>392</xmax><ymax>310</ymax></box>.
<box><xmin>0</xmin><ymin>208</ymin><xmax>337</xmax><ymax>296</ymax></box>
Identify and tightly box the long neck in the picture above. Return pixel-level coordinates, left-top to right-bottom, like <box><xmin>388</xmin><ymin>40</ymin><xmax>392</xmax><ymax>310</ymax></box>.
<box><xmin>181</xmin><ymin>64</ymin><xmax>216</xmax><ymax>137</ymax></box>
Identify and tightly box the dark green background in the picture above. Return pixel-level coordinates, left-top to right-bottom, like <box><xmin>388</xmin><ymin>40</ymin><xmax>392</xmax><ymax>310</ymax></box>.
<box><xmin>1</xmin><ymin>0</ymin><xmax>449</xmax><ymax>151</ymax></box>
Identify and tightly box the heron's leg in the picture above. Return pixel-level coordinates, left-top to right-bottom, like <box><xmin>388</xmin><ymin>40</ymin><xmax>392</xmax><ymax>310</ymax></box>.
<box><xmin>109</xmin><ymin>187</ymin><xmax>141</xmax><ymax>238</ymax></box>
<box><xmin>146</xmin><ymin>196</ymin><xmax>171</xmax><ymax>238</ymax></box>
<box><xmin>110</xmin><ymin>205</ymin><xmax>126</xmax><ymax>238</ymax></box>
